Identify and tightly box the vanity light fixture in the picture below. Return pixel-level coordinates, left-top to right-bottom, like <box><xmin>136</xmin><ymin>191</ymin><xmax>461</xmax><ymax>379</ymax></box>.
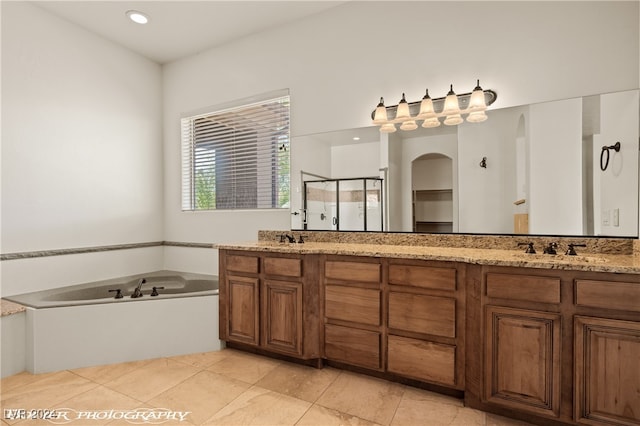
<box><xmin>126</xmin><ymin>10</ymin><xmax>149</xmax><ymax>24</ymax></box>
<box><xmin>372</xmin><ymin>80</ymin><xmax>497</xmax><ymax>133</ymax></box>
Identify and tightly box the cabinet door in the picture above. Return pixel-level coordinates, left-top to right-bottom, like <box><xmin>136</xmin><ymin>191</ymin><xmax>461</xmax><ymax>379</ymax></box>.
<box><xmin>226</xmin><ymin>275</ymin><xmax>260</xmax><ymax>345</ymax></box>
<box><xmin>262</xmin><ymin>280</ymin><xmax>303</xmax><ymax>355</ymax></box>
<box><xmin>574</xmin><ymin>316</ymin><xmax>640</xmax><ymax>425</ymax></box>
<box><xmin>485</xmin><ymin>306</ymin><xmax>561</xmax><ymax>418</ymax></box>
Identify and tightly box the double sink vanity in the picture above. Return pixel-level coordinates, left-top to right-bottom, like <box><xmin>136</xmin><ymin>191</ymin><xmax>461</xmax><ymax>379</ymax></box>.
<box><xmin>217</xmin><ymin>231</ymin><xmax>640</xmax><ymax>426</ymax></box>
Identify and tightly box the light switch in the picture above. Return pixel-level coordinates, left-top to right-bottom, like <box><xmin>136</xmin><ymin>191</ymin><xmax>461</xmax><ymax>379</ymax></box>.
<box><xmin>602</xmin><ymin>210</ymin><xmax>610</xmax><ymax>226</ymax></box>
<box><xmin>613</xmin><ymin>208</ymin><xmax>620</xmax><ymax>226</ymax></box>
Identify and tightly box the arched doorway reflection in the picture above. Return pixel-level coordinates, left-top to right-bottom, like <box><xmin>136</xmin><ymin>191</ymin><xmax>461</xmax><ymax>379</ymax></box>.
<box><xmin>411</xmin><ymin>153</ymin><xmax>453</xmax><ymax>232</ymax></box>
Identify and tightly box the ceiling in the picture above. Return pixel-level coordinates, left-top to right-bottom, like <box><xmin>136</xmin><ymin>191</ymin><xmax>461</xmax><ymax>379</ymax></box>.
<box><xmin>32</xmin><ymin>1</ymin><xmax>346</xmax><ymax>64</ymax></box>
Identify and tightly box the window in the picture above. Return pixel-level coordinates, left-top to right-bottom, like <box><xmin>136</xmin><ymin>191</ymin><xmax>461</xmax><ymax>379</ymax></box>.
<box><xmin>181</xmin><ymin>90</ymin><xmax>290</xmax><ymax>211</ymax></box>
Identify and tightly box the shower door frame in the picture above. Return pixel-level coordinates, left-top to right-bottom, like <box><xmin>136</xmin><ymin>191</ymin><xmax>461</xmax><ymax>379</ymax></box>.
<box><xmin>303</xmin><ymin>177</ymin><xmax>384</xmax><ymax>231</ymax></box>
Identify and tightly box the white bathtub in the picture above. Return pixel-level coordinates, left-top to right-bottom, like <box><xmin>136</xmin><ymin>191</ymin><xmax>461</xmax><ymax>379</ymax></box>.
<box><xmin>5</xmin><ymin>271</ymin><xmax>221</xmax><ymax>373</ymax></box>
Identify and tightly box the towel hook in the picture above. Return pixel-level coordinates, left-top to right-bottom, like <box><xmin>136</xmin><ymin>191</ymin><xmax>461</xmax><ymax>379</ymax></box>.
<box><xmin>600</xmin><ymin>141</ymin><xmax>620</xmax><ymax>171</ymax></box>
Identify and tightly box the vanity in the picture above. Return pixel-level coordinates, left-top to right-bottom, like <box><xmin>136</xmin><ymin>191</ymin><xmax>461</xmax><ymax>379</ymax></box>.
<box><xmin>218</xmin><ymin>232</ymin><xmax>640</xmax><ymax>426</ymax></box>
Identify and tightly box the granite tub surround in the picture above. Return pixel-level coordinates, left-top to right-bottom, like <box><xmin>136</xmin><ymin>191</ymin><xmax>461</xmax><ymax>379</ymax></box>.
<box><xmin>1</xmin><ymin>299</ymin><xmax>26</xmax><ymax>316</ymax></box>
<box><xmin>214</xmin><ymin>231</ymin><xmax>640</xmax><ymax>274</ymax></box>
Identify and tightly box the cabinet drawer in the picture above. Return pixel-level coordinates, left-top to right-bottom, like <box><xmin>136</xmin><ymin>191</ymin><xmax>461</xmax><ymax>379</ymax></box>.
<box><xmin>388</xmin><ymin>292</ymin><xmax>456</xmax><ymax>338</ymax></box>
<box><xmin>325</xmin><ymin>285</ymin><xmax>380</xmax><ymax>326</ymax></box>
<box><xmin>264</xmin><ymin>257</ymin><xmax>302</xmax><ymax>278</ymax></box>
<box><xmin>226</xmin><ymin>255</ymin><xmax>259</xmax><ymax>274</ymax></box>
<box><xmin>325</xmin><ymin>261</ymin><xmax>380</xmax><ymax>283</ymax></box>
<box><xmin>575</xmin><ymin>280</ymin><xmax>640</xmax><ymax>312</ymax></box>
<box><xmin>486</xmin><ymin>273</ymin><xmax>560</xmax><ymax>304</ymax></box>
<box><xmin>389</xmin><ymin>264</ymin><xmax>456</xmax><ymax>291</ymax></box>
<box><xmin>325</xmin><ymin>324</ymin><xmax>380</xmax><ymax>370</ymax></box>
<box><xmin>387</xmin><ymin>335</ymin><xmax>456</xmax><ymax>386</ymax></box>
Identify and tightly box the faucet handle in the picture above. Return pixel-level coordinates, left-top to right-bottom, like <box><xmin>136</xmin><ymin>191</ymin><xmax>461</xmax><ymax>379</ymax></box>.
<box><xmin>566</xmin><ymin>243</ymin><xmax>587</xmax><ymax>256</ymax></box>
<box><xmin>298</xmin><ymin>235</ymin><xmax>307</xmax><ymax>244</ymax></box>
<box><xmin>108</xmin><ymin>289</ymin><xmax>123</xmax><ymax>299</ymax></box>
<box><xmin>151</xmin><ymin>286</ymin><xmax>165</xmax><ymax>297</ymax></box>
<box><xmin>543</xmin><ymin>242</ymin><xmax>558</xmax><ymax>255</ymax></box>
<box><xmin>517</xmin><ymin>242</ymin><xmax>536</xmax><ymax>254</ymax></box>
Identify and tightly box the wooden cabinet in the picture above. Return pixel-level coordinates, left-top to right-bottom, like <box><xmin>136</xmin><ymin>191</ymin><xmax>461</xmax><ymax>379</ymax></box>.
<box><xmin>322</xmin><ymin>257</ymin><xmax>383</xmax><ymax>370</ymax></box>
<box><xmin>484</xmin><ymin>305</ymin><xmax>561</xmax><ymax>418</ymax></box>
<box><xmin>321</xmin><ymin>257</ymin><xmax>464</xmax><ymax>387</ymax></box>
<box><xmin>387</xmin><ymin>261</ymin><xmax>464</xmax><ymax>389</ymax></box>
<box><xmin>219</xmin><ymin>250</ymin><xmax>320</xmax><ymax>360</ymax></box>
<box><xmin>481</xmin><ymin>272</ymin><xmax>563</xmax><ymax>419</ymax></box>
<box><xmin>574</xmin><ymin>316</ymin><xmax>640</xmax><ymax>425</ymax></box>
<box><xmin>226</xmin><ymin>275</ymin><xmax>259</xmax><ymax>345</ymax></box>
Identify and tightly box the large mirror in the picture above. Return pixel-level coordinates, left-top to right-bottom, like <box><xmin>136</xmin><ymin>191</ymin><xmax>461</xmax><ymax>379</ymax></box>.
<box><xmin>290</xmin><ymin>89</ymin><xmax>640</xmax><ymax>237</ymax></box>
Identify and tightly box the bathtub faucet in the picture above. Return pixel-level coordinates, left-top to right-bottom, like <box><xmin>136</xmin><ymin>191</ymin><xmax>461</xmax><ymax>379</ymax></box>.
<box><xmin>131</xmin><ymin>278</ymin><xmax>146</xmax><ymax>298</ymax></box>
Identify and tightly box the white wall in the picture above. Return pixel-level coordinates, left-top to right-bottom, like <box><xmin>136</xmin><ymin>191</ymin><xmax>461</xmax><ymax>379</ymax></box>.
<box><xmin>331</xmin><ymin>142</ymin><xmax>380</xmax><ymax>178</ymax></box>
<box><xmin>596</xmin><ymin>90</ymin><xmax>640</xmax><ymax>236</ymax></box>
<box><xmin>529</xmin><ymin>98</ymin><xmax>584</xmax><ymax>235</ymax></box>
<box><xmin>1</xmin><ymin>2</ymin><xmax>163</xmax><ymax>295</ymax></box>
<box><xmin>458</xmin><ymin>107</ymin><xmax>523</xmax><ymax>234</ymax></box>
<box><xmin>162</xmin><ymin>1</ymin><xmax>638</xmax><ymax>264</ymax></box>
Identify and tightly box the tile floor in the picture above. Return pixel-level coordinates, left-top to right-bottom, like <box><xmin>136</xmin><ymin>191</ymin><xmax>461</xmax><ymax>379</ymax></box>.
<box><xmin>1</xmin><ymin>348</ymin><xmax>533</xmax><ymax>426</ymax></box>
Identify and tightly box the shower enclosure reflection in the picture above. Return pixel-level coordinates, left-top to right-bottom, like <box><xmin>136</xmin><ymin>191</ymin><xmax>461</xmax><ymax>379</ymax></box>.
<box><xmin>304</xmin><ymin>178</ymin><xmax>383</xmax><ymax>231</ymax></box>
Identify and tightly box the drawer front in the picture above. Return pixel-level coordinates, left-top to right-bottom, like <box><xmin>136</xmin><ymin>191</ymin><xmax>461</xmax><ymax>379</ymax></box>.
<box><xmin>227</xmin><ymin>255</ymin><xmax>259</xmax><ymax>274</ymax></box>
<box><xmin>486</xmin><ymin>273</ymin><xmax>560</xmax><ymax>304</ymax></box>
<box><xmin>325</xmin><ymin>324</ymin><xmax>381</xmax><ymax>370</ymax></box>
<box><xmin>264</xmin><ymin>257</ymin><xmax>302</xmax><ymax>278</ymax></box>
<box><xmin>325</xmin><ymin>261</ymin><xmax>380</xmax><ymax>283</ymax></box>
<box><xmin>575</xmin><ymin>280</ymin><xmax>640</xmax><ymax>312</ymax></box>
<box><xmin>389</xmin><ymin>264</ymin><xmax>456</xmax><ymax>291</ymax></box>
<box><xmin>325</xmin><ymin>285</ymin><xmax>380</xmax><ymax>326</ymax></box>
<box><xmin>387</xmin><ymin>335</ymin><xmax>456</xmax><ymax>386</ymax></box>
<box><xmin>388</xmin><ymin>292</ymin><xmax>456</xmax><ymax>338</ymax></box>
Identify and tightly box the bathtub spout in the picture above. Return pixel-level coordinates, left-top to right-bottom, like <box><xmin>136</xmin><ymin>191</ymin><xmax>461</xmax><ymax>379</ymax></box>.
<box><xmin>131</xmin><ymin>278</ymin><xmax>146</xmax><ymax>298</ymax></box>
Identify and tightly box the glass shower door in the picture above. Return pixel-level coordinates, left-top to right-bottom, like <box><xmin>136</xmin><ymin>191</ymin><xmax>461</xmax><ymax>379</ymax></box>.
<box><xmin>304</xmin><ymin>180</ymin><xmax>337</xmax><ymax>230</ymax></box>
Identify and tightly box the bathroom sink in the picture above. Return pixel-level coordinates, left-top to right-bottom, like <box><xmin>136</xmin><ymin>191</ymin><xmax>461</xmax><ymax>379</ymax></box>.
<box><xmin>506</xmin><ymin>252</ymin><xmax>608</xmax><ymax>264</ymax></box>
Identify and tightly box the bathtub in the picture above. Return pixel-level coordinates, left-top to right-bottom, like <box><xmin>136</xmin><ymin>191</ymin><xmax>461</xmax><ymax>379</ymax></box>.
<box><xmin>4</xmin><ymin>271</ymin><xmax>221</xmax><ymax>373</ymax></box>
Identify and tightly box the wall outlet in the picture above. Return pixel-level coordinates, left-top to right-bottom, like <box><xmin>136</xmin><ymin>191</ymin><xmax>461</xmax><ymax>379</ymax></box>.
<box><xmin>613</xmin><ymin>208</ymin><xmax>620</xmax><ymax>226</ymax></box>
<box><xmin>602</xmin><ymin>210</ymin><xmax>610</xmax><ymax>226</ymax></box>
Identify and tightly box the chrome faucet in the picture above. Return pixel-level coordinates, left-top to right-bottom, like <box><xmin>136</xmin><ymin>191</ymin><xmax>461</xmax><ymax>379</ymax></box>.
<box><xmin>131</xmin><ymin>278</ymin><xmax>146</xmax><ymax>298</ymax></box>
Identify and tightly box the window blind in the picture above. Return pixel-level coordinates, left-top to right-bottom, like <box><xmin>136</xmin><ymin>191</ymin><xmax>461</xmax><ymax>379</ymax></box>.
<box><xmin>181</xmin><ymin>91</ymin><xmax>290</xmax><ymax>211</ymax></box>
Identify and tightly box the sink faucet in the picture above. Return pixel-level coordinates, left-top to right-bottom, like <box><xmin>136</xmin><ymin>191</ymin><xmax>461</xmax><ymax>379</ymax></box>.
<box><xmin>131</xmin><ymin>278</ymin><xmax>146</xmax><ymax>298</ymax></box>
<box><xmin>543</xmin><ymin>242</ymin><xmax>558</xmax><ymax>255</ymax></box>
<box><xmin>566</xmin><ymin>243</ymin><xmax>587</xmax><ymax>256</ymax></box>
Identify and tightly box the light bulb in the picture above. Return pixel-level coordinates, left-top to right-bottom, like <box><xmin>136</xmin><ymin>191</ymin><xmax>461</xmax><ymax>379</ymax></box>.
<box><xmin>372</xmin><ymin>97</ymin><xmax>388</xmax><ymax>125</ymax></box>
<box><xmin>417</xmin><ymin>89</ymin><xmax>436</xmax><ymax>119</ymax></box>
<box><xmin>444</xmin><ymin>114</ymin><xmax>463</xmax><ymax>126</ymax></box>
<box><xmin>422</xmin><ymin>117</ymin><xmax>441</xmax><ymax>128</ymax></box>
<box><xmin>400</xmin><ymin>120</ymin><xmax>418</xmax><ymax>131</ymax></box>
<box><xmin>380</xmin><ymin>123</ymin><xmax>397</xmax><ymax>133</ymax></box>
<box><xmin>466</xmin><ymin>111</ymin><xmax>488</xmax><ymax>123</ymax></box>
<box><xmin>468</xmin><ymin>80</ymin><xmax>487</xmax><ymax>112</ymax></box>
<box><xmin>442</xmin><ymin>84</ymin><xmax>461</xmax><ymax>115</ymax></box>
<box><xmin>395</xmin><ymin>93</ymin><xmax>412</xmax><ymax>121</ymax></box>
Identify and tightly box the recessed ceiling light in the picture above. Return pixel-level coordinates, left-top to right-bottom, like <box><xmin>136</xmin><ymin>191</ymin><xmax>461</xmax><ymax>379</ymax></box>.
<box><xmin>353</xmin><ymin>137</ymin><xmax>360</xmax><ymax>141</ymax></box>
<box><xmin>126</xmin><ymin>10</ymin><xmax>149</xmax><ymax>25</ymax></box>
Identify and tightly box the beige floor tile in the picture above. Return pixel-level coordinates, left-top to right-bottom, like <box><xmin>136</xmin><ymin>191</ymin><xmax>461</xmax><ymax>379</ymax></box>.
<box><xmin>391</xmin><ymin>396</ymin><xmax>485</xmax><ymax>426</ymax></box>
<box><xmin>1</xmin><ymin>371</ymin><xmax>60</xmax><ymax>394</ymax></box>
<box><xmin>255</xmin><ymin>363</ymin><xmax>339</xmax><ymax>403</ymax></box>
<box><xmin>70</xmin><ymin>359</ymin><xmax>152</xmax><ymax>384</ymax></box>
<box><xmin>205</xmin><ymin>350</ymin><xmax>280</xmax><ymax>385</ymax></box>
<box><xmin>316</xmin><ymin>371</ymin><xmax>404</xmax><ymax>425</ymax></box>
<box><xmin>486</xmin><ymin>413</ymin><xmax>534</xmax><ymax>426</ymax></box>
<box><xmin>168</xmin><ymin>351</ymin><xmax>230</xmax><ymax>370</ymax></box>
<box><xmin>103</xmin><ymin>358</ymin><xmax>199</xmax><ymax>402</ymax></box>
<box><xmin>105</xmin><ymin>406</ymin><xmax>196</xmax><ymax>426</ymax></box>
<box><xmin>1</xmin><ymin>371</ymin><xmax>98</xmax><ymax>424</ymax></box>
<box><xmin>5</xmin><ymin>386</ymin><xmax>145</xmax><ymax>426</ymax></box>
<box><xmin>202</xmin><ymin>385</ymin><xmax>311</xmax><ymax>426</ymax></box>
<box><xmin>148</xmin><ymin>370</ymin><xmax>251</xmax><ymax>425</ymax></box>
<box><xmin>296</xmin><ymin>404</ymin><xmax>383</xmax><ymax>426</ymax></box>
<box><xmin>401</xmin><ymin>386</ymin><xmax>464</xmax><ymax>408</ymax></box>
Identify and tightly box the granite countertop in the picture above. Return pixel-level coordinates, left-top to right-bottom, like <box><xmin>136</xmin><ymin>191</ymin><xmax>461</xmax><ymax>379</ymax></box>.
<box><xmin>1</xmin><ymin>299</ymin><xmax>27</xmax><ymax>316</ymax></box>
<box><xmin>216</xmin><ymin>241</ymin><xmax>640</xmax><ymax>275</ymax></box>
